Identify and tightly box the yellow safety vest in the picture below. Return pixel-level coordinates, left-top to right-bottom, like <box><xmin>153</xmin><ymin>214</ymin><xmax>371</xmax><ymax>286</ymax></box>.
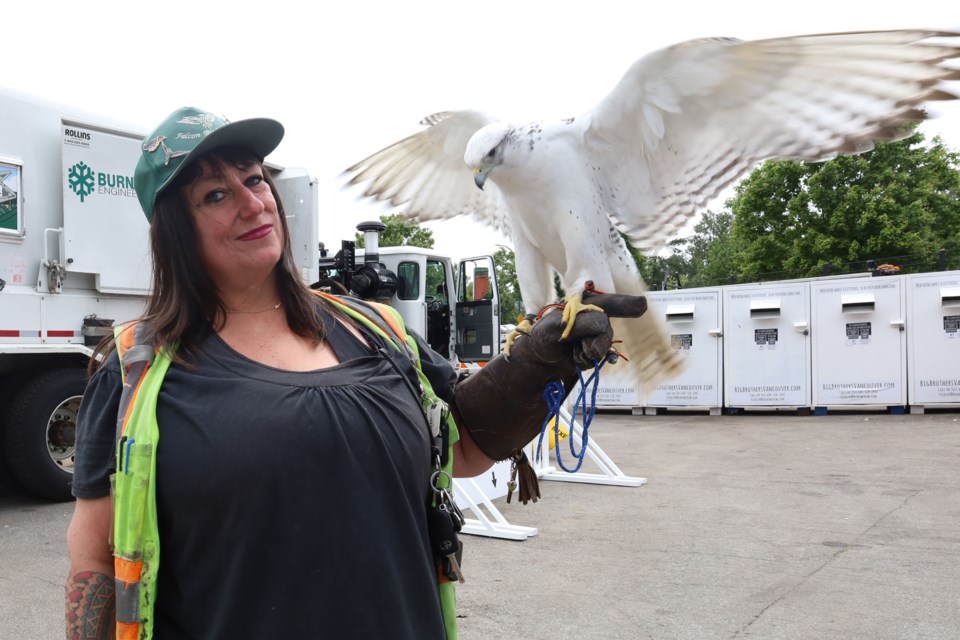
<box><xmin>111</xmin><ymin>292</ymin><xmax>459</xmax><ymax>640</ymax></box>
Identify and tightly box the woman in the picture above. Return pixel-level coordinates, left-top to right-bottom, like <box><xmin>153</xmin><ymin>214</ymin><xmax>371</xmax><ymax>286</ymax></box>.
<box><xmin>65</xmin><ymin>107</ymin><xmax>639</xmax><ymax>639</ymax></box>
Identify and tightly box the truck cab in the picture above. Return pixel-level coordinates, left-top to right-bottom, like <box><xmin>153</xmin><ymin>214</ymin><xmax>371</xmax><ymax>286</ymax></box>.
<box><xmin>315</xmin><ymin>228</ymin><xmax>501</xmax><ymax>368</ymax></box>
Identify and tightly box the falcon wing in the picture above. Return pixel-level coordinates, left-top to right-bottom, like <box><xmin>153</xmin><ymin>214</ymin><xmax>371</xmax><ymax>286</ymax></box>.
<box><xmin>581</xmin><ymin>30</ymin><xmax>960</xmax><ymax>253</ymax></box>
<box><xmin>345</xmin><ymin>109</ymin><xmax>510</xmax><ymax>234</ymax></box>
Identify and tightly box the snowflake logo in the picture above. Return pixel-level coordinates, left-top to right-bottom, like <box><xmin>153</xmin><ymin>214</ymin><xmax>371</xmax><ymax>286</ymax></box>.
<box><xmin>68</xmin><ymin>162</ymin><xmax>96</xmax><ymax>203</ymax></box>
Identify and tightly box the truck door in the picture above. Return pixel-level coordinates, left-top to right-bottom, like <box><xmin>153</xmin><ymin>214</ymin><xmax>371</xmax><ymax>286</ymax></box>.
<box><xmin>425</xmin><ymin>258</ymin><xmax>452</xmax><ymax>359</ymax></box>
<box><xmin>455</xmin><ymin>256</ymin><xmax>500</xmax><ymax>362</ymax></box>
<box><xmin>385</xmin><ymin>255</ymin><xmax>424</xmax><ymax>338</ymax></box>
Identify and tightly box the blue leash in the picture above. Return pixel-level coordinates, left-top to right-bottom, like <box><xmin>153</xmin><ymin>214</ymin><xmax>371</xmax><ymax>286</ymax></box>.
<box><xmin>535</xmin><ymin>358</ymin><xmax>607</xmax><ymax>473</ymax></box>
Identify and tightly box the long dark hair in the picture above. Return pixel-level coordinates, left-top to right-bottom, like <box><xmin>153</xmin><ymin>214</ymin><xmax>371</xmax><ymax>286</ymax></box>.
<box><xmin>91</xmin><ymin>146</ymin><xmax>325</xmax><ymax>371</ymax></box>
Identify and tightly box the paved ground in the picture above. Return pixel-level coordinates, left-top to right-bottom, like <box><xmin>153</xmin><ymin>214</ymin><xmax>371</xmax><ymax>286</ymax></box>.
<box><xmin>2</xmin><ymin>411</ymin><xmax>959</xmax><ymax>640</ymax></box>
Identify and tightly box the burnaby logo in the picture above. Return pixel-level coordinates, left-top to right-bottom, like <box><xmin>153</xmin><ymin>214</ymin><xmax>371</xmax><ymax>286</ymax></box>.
<box><xmin>67</xmin><ymin>162</ymin><xmax>137</xmax><ymax>203</ymax></box>
<box><xmin>67</xmin><ymin>162</ymin><xmax>96</xmax><ymax>203</ymax></box>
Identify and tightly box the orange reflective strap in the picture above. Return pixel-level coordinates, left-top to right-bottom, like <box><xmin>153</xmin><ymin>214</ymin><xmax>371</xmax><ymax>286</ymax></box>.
<box><xmin>116</xmin><ymin>323</ymin><xmax>153</xmax><ymax>439</ymax></box>
<box><xmin>368</xmin><ymin>301</ymin><xmax>406</xmax><ymax>341</ymax></box>
<box><xmin>119</xmin><ymin>361</ymin><xmax>151</xmax><ymax>439</ymax></box>
<box><xmin>114</xmin><ymin>557</ymin><xmax>143</xmax><ymax>583</ymax></box>
<box><xmin>117</xmin><ymin>324</ymin><xmax>136</xmax><ymax>366</ymax></box>
<box><xmin>313</xmin><ymin>290</ymin><xmax>405</xmax><ymax>344</ymax></box>
<box><xmin>115</xmin><ymin>558</ymin><xmax>143</xmax><ymax>631</ymax></box>
<box><xmin>116</xmin><ymin>621</ymin><xmax>140</xmax><ymax>640</ymax></box>
<box><xmin>312</xmin><ymin>290</ymin><xmax>340</xmax><ymax>306</ymax></box>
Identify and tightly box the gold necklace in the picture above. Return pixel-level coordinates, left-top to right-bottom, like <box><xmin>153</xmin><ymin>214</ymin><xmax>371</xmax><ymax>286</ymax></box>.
<box><xmin>225</xmin><ymin>302</ymin><xmax>283</xmax><ymax>314</ymax></box>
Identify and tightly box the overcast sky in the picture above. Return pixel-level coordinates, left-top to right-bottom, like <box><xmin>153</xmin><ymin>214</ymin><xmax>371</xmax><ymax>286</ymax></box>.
<box><xmin>5</xmin><ymin>1</ymin><xmax>959</xmax><ymax>258</ymax></box>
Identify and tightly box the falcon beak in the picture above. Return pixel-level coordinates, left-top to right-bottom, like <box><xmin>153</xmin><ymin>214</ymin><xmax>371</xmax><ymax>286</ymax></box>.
<box><xmin>473</xmin><ymin>167</ymin><xmax>487</xmax><ymax>190</ymax></box>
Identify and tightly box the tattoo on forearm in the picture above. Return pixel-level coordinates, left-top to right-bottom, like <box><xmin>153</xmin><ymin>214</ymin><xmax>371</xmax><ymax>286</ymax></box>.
<box><xmin>65</xmin><ymin>571</ymin><xmax>116</xmax><ymax>640</ymax></box>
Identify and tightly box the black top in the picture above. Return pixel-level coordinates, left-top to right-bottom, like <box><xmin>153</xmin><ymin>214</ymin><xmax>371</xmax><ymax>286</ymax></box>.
<box><xmin>72</xmin><ymin>305</ymin><xmax>457</xmax><ymax>639</ymax></box>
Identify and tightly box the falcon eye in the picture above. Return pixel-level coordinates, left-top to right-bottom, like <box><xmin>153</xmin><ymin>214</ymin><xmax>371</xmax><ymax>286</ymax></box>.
<box><xmin>487</xmin><ymin>148</ymin><xmax>496</xmax><ymax>158</ymax></box>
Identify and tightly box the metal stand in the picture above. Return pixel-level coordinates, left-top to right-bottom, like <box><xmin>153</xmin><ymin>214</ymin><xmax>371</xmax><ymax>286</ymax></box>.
<box><xmin>452</xmin><ymin>476</ymin><xmax>539</xmax><ymax>540</ymax></box>
<box><xmin>450</xmin><ymin>402</ymin><xmax>644</xmax><ymax>541</ymax></box>
<box><xmin>533</xmin><ymin>406</ymin><xmax>646</xmax><ymax>487</ymax></box>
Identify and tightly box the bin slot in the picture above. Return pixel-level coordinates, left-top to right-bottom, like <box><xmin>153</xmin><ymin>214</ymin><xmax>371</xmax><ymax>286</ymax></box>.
<box><xmin>841</xmin><ymin>293</ymin><xmax>875</xmax><ymax>313</ymax></box>
<box><xmin>941</xmin><ymin>287</ymin><xmax>960</xmax><ymax>307</ymax></box>
<box><xmin>749</xmin><ymin>298</ymin><xmax>781</xmax><ymax>318</ymax></box>
<box><xmin>665</xmin><ymin>304</ymin><xmax>695</xmax><ymax>322</ymax></box>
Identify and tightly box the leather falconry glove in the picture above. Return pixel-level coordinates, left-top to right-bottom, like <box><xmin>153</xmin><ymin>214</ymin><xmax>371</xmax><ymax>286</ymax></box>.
<box><xmin>453</xmin><ymin>288</ymin><xmax>648</xmax><ymax>504</ymax></box>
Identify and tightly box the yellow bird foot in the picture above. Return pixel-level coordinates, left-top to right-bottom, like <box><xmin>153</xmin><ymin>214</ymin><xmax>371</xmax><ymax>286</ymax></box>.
<box><xmin>560</xmin><ymin>290</ymin><xmax>604</xmax><ymax>340</ymax></box>
<box><xmin>503</xmin><ymin>314</ymin><xmax>536</xmax><ymax>360</ymax></box>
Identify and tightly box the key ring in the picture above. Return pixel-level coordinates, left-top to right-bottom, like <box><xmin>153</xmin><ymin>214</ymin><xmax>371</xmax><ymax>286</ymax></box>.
<box><xmin>430</xmin><ymin>469</ymin><xmax>453</xmax><ymax>494</ymax></box>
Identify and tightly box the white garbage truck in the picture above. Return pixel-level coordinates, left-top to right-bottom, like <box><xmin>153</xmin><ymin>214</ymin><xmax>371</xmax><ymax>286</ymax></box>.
<box><xmin>0</xmin><ymin>88</ymin><xmax>500</xmax><ymax>501</ymax></box>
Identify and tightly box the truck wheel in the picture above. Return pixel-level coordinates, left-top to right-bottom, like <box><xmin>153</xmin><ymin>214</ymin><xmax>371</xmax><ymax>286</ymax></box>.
<box><xmin>3</xmin><ymin>367</ymin><xmax>87</xmax><ymax>501</ymax></box>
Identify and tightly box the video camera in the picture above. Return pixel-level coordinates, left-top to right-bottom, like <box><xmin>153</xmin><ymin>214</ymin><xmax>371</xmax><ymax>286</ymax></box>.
<box><xmin>314</xmin><ymin>221</ymin><xmax>399</xmax><ymax>300</ymax></box>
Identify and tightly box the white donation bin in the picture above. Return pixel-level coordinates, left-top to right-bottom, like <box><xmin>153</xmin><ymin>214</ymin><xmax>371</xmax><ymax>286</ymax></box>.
<box><xmin>811</xmin><ymin>276</ymin><xmax>906</xmax><ymax>409</ymax></box>
<box><xmin>592</xmin><ymin>359</ymin><xmax>641</xmax><ymax>412</ymax></box>
<box><xmin>641</xmin><ymin>288</ymin><xmax>723</xmax><ymax>414</ymax></box>
<box><xmin>905</xmin><ymin>270</ymin><xmax>960</xmax><ymax>411</ymax></box>
<box><xmin>723</xmin><ymin>283</ymin><xmax>811</xmax><ymax>410</ymax></box>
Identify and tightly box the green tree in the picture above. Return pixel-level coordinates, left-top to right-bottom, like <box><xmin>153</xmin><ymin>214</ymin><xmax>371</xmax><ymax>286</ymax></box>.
<box><xmin>355</xmin><ymin>213</ymin><xmax>434</xmax><ymax>249</ymax></box>
<box><xmin>492</xmin><ymin>246</ymin><xmax>524</xmax><ymax>322</ymax></box>
<box><xmin>622</xmin><ymin>234</ymin><xmax>692</xmax><ymax>290</ymax></box>
<box><xmin>726</xmin><ymin>130</ymin><xmax>960</xmax><ymax>279</ymax></box>
<box><xmin>674</xmin><ymin>210</ymin><xmax>744</xmax><ymax>287</ymax></box>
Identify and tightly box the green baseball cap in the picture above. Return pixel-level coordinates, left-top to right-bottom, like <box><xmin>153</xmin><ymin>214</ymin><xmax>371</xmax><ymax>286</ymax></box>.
<box><xmin>134</xmin><ymin>106</ymin><xmax>284</xmax><ymax>222</ymax></box>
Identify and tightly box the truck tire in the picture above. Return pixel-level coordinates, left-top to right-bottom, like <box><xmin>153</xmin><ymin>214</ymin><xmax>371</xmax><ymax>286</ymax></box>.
<box><xmin>3</xmin><ymin>367</ymin><xmax>87</xmax><ymax>501</ymax></box>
